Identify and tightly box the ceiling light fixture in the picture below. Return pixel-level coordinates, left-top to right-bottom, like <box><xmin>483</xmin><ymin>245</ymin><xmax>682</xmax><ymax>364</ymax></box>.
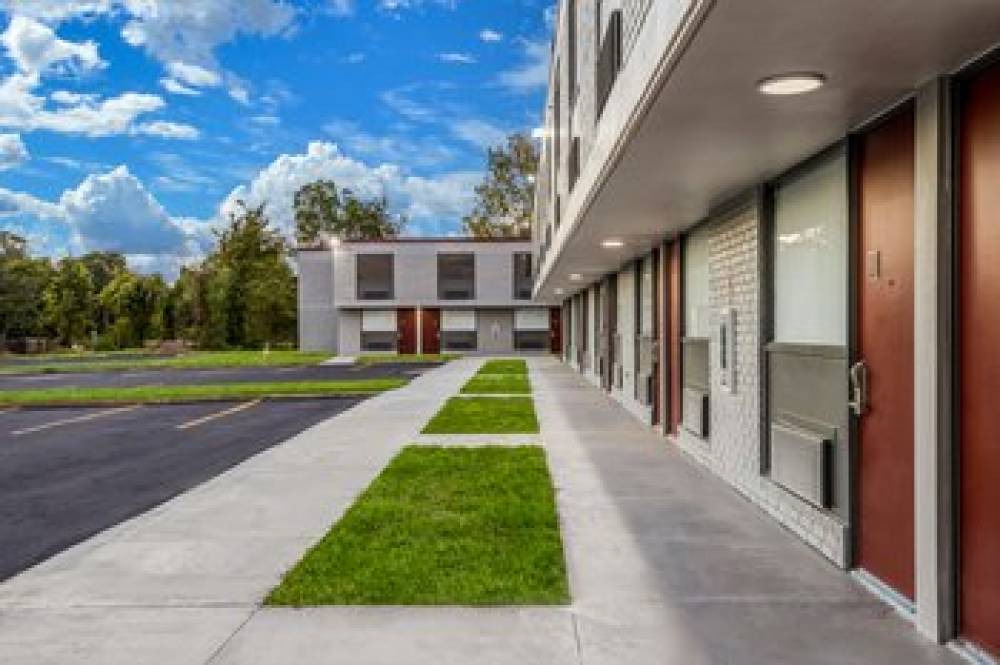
<box><xmin>569</xmin><ymin>273</ymin><xmax>583</xmax><ymax>281</ymax></box>
<box><xmin>554</xmin><ymin>287</ymin><xmax>565</xmax><ymax>296</ymax></box>
<box><xmin>601</xmin><ymin>239</ymin><xmax>624</xmax><ymax>249</ymax></box>
<box><xmin>757</xmin><ymin>72</ymin><xmax>826</xmax><ymax>96</ymax></box>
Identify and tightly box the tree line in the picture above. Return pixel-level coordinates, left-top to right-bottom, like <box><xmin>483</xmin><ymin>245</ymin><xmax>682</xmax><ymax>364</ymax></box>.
<box><xmin>0</xmin><ymin>132</ymin><xmax>538</xmax><ymax>352</ymax></box>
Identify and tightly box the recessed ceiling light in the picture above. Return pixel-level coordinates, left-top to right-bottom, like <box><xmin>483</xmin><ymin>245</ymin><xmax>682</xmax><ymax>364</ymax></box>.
<box><xmin>758</xmin><ymin>73</ymin><xmax>825</xmax><ymax>96</ymax></box>
<box><xmin>601</xmin><ymin>239</ymin><xmax>624</xmax><ymax>249</ymax></box>
<box><xmin>569</xmin><ymin>273</ymin><xmax>583</xmax><ymax>281</ymax></box>
<box><xmin>554</xmin><ymin>287</ymin><xmax>565</xmax><ymax>295</ymax></box>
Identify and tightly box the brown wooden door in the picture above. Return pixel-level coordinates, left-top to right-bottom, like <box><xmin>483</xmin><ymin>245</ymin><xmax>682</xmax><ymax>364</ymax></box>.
<box><xmin>549</xmin><ymin>307</ymin><xmax>562</xmax><ymax>355</ymax></box>
<box><xmin>397</xmin><ymin>308</ymin><xmax>417</xmax><ymax>355</ymax></box>
<box><xmin>667</xmin><ymin>241</ymin><xmax>683</xmax><ymax>434</ymax></box>
<box><xmin>856</xmin><ymin>105</ymin><xmax>916</xmax><ymax>600</ymax></box>
<box><xmin>959</xmin><ymin>60</ymin><xmax>1000</xmax><ymax>657</ymax></box>
<box><xmin>421</xmin><ymin>308</ymin><xmax>440</xmax><ymax>355</ymax></box>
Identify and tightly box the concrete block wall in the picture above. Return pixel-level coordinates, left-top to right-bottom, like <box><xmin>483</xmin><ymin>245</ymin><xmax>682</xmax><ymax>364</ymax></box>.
<box><xmin>297</xmin><ymin>250</ymin><xmax>337</xmax><ymax>352</ymax></box>
<box><xmin>677</xmin><ymin>203</ymin><xmax>848</xmax><ymax>566</ymax></box>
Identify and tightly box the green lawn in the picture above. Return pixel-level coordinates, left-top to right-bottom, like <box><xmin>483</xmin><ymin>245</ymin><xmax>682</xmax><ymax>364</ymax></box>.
<box><xmin>422</xmin><ymin>396</ymin><xmax>538</xmax><ymax>434</ymax></box>
<box><xmin>461</xmin><ymin>373</ymin><xmax>531</xmax><ymax>395</ymax></box>
<box><xmin>266</xmin><ymin>446</ymin><xmax>569</xmax><ymax>606</ymax></box>
<box><xmin>477</xmin><ymin>359</ymin><xmax>528</xmax><ymax>375</ymax></box>
<box><xmin>0</xmin><ymin>379</ymin><xmax>405</xmax><ymax>407</ymax></box>
<box><xmin>0</xmin><ymin>350</ymin><xmax>333</xmax><ymax>375</ymax></box>
<box><xmin>356</xmin><ymin>353</ymin><xmax>460</xmax><ymax>365</ymax></box>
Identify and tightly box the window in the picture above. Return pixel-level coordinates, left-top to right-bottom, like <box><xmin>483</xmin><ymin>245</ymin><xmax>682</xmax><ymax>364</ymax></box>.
<box><xmin>568</xmin><ymin>0</ymin><xmax>577</xmax><ymax>106</ymax></box>
<box><xmin>441</xmin><ymin>309</ymin><xmax>477</xmax><ymax>350</ymax></box>
<box><xmin>360</xmin><ymin>309</ymin><xmax>397</xmax><ymax>351</ymax></box>
<box><xmin>513</xmin><ymin>253</ymin><xmax>533</xmax><ymax>300</ymax></box>
<box><xmin>773</xmin><ymin>148</ymin><xmax>848</xmax><ymax>345</ymax></box>
<box><xmin>684</xmin><ymin>230</ymin><xmax>710</xmax><ymax>338</ymax></box>
<box><xmin>437</xmin><ymin>253</ymin><xmax>476</xmax><ymax>300</ymax></box>
<box><xmin>596</xmin><ymin>9</ymin><xmax>622</xmax><ymax>119</ymax></box>
<box><xmin>515</xmin><ymin>308</ymin><xmax>549</xmax><ymax>350</ymax></box>
<box><xmin>356</xmin><ymin>254</ymin><xmax>394</xmax><ymax>300</ymax></box>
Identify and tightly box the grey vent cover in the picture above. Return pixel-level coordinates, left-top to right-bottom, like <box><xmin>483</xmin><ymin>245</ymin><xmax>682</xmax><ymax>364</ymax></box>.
<box><xmin>682</xmin><ymin>388</ymin><xmax>709</xmax><ymax>438</ymax></box>
<box><xmin>770</xmin><ymin>420</ymin><xmax>833</xmax><ymax>509</ymax></box>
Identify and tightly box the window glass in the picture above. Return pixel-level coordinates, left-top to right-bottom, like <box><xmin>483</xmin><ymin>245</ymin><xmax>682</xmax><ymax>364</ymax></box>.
<box><xmin>513</xmin><ymin>253</ymin><xmax>533</xmax><ymax>299</ymax></box>
<box><xmin>356</xmin><ymin>254</ymin><xmax>393</xmax><ymax>300</ymax></box>
<box><xmin>515</xmin><ymin>308</ymin><xmax>549</xmax><ymax>330</ymax></box>
<box><xmin>437</xmin><ymin>253</ymin><xmax>476</xmax><ymax>300</ymax></box>
<box><xmin>684</xmin><ymin>230</ymin><xmax>710</xmax><ymax>339</ymax></box>
<box><xmin>774</xmin><ymin>149</ymin><xmax>848</xmax><ymax>345</ymax></box>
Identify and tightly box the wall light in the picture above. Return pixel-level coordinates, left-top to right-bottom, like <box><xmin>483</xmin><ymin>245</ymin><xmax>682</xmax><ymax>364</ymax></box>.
<box><xmin>757</xmin><ymin>73</ymin><xmax>826</xmax><ymax>96</ymax></box>
<box><xmin>601</xmin><ymin>239</ymin><xmax>625</xmax><ymax>249</ymax></box>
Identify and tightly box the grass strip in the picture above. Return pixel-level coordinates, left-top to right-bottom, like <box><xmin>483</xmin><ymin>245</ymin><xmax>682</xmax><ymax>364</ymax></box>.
<box><xmin>477</xmin><ymin>359</ymin><xmax>528</xmax><ymax>375</ymax></box>
<box><xmin>423</xmin><ymin>396</ymin><xmax>538</xmax><ymax>434</ymax></box>
<box><xmin>266</xmin><ymin>446</ymin><xmax>569</xmax><ymax>606</ymax></box>
<box><xmin>356</xmin><ymin>353</ymin><xmax>460</xmax><ymax>365</ymax></box>
<box><xmin>461</xmin><ymin>373</ymin><xmax>531</xmax><ymax>395</ymax></box>
<box><xmin>0</xmin><ymin>351</ymin><xmax>333</xmax><ymax>375</ymax></box>
<box><xmin>0</xmin><ymin>379</ymin><xmax>406</xmax><ymax>407</ymax></box>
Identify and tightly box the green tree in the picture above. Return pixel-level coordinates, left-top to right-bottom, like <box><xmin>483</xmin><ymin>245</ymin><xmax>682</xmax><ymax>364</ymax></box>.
<box><xmin>0</xmin><ymin>231</ymin><xmax>27</xmax><ymax>259</ymax></box>
<box><xmin>0</xmin><ymin>255</ymin><xmax>54</xmax><ymax>341</ymax></box>
<box><xmin>462</xmin><ymin>133</ymin><xmax>538</xmax><ymax>239</ymax></box>
<box><xmin>80</xmin><ymin>251</ymin><xmax>127</xmax><ymax>333</ymax></box>
<box><xmin>42</xmin><ymin>259</ymin><xmax>94</xmax><ymax>346</ymax></box>
<box><xmin>294</xmin><ymin>180</ymin><xmax>406</xmax><ymax>245</ymax></box>
<box><xmin>99</xmin><ymin>272</ymin><xmax>167</xmax><ymax>348</ymax></box>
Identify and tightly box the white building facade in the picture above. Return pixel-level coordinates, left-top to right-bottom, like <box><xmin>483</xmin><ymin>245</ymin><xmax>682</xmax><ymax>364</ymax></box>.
<box><xmin>298</xmin><ymin>238</ymin><xmax>560</xmax><ymax>356</ymax></box>
<box><xmin>534</xmin><ymin>0</ymin><xmax>1000</xmax><ymax>659</ymax></box>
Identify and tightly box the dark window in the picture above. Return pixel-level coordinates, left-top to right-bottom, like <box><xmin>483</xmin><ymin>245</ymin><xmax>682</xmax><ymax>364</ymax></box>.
<box><xmin>360</xmin><ymin>331</ymin><xmax>396</xmax><ymax>352</ymax></box>
<box><xmin>437</xmin><ymin>253</ymin><xmax>476</xmax><ymax>300</ymax></box>
<box><xmin>568</xmin><ymin>0</ymin><xmax>577</xmax><ymax>106</ymax></box>
<box><xmin>515</xmin><ymin>330</ymin><xmax>548</xmax><ymax>350</ymax></box>
<box><xmin>356</xmin><ymin>254</ymin><xmax>394</xmax><ymax>300</ymax></box>
<box><xmin>513</xmin><ymin>253</ymin><xmax>533</xmax><ymax>300</ymax></box>
<box><xmin>554</xmin><ymin>62</ymin><xmax>561</xmax><ymax>187</ymax></box>
<box><xmin>596</xmin><ymin>9</ymin><xmax>622</xmax><ymax>119</ymax></box>
<box><xmin>442</xmin><ymin>330</ymin><xmax>478</xmax><ymax>351</ymax></box>
<box><xmin>569</xmin><ymin>136</ymin><xmax>581</xmax><ymax>190</ymax></box>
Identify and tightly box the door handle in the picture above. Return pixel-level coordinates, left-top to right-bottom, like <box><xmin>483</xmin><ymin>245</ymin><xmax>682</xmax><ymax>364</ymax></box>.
<box><xmin>849</xmin><ymin>360</ymin><xmax>869</xmax><ymax>417</ymax></box>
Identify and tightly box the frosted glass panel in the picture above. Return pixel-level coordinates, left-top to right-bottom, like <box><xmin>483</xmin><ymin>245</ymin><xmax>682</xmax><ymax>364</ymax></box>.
<box><xmin>442</xmin><ymin>309</ymin><xmax>477</xmax><ymax>331</ymax></box>
<box><xmin>640</xmin><ymin>254</ymin><xmax>654</xmax><ymax>336</ymax></box>
<box><xmin>684</xmin><ymin>230</ymin><xmax>710</xmax><ymax>339</ymax></box>
<box><xmin>362</xmin><ymin>309</ymin><xmax>396</xmax><ymax>332</ymax></box>
<box><xmin>515</xmin><ymin>308</ymin><xmax>549</xmax><ymax>330</ymax></box>
<box><xmin>774</xmin><ymin>149</ymin><xmax>848</xmax><ymax>345</ymax></box>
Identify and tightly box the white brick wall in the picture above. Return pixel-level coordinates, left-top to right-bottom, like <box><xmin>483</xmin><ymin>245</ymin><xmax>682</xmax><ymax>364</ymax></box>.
<box><xmin>677</xmin><ymin>203</ymin><xmax>849</xmax><ymax>566</ymax></box>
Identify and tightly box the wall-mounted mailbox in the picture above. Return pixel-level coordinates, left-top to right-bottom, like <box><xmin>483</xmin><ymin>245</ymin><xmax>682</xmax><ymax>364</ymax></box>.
<box><xmin>718</xmin><ymin>307</ymin><xmax>737</xmax><ymax>393</ymax></box>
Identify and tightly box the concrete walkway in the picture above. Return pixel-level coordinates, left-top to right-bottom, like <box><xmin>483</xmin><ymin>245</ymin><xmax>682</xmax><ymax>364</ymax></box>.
<box><xmin>0</xmin><ymin>357</ymin><xmax>963</xmax><ymax>664</ymax></box>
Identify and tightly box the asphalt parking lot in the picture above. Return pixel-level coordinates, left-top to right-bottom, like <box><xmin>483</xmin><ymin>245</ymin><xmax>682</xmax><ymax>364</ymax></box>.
<box><xmin>0</xmin><ymin>397</ymin><xmax>368</xmax><ymax>581</ymax></box>
<box><xmin>0</xmin><ymin>362</ymin><xmax>441</xmax><ymax>391</ymax></box>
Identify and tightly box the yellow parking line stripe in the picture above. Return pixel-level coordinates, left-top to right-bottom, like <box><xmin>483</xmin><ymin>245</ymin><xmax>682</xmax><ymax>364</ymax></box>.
<box><xmin>176</xmin><ymin>400</ymin><xmax>261</xmax><ymax>431</ymax></box>
<box><xmin>12</xmin><ymin>405</ymin><xmax>141</xmax><ymax>436</ymax></box>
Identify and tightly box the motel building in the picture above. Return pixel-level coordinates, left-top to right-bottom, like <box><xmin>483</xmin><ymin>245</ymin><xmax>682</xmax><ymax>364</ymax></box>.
<box><xmin>297</xmin><ymin>238</ymin><xmax>561</xmax><ymax>356</ymax></box>
<box><xmin>531</xmin><ymin>0</ymin><xmax>1000</xmax><ymax>661</ymax></box>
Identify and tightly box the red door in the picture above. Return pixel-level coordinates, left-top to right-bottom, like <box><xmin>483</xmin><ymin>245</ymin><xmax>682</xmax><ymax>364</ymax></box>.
<box><xmin>397</xmin><ymin>308</ymin><xmax>417</xmax><ymax>355</ymax></box>
<box><xmin>667</xmin><ymin>241</ymin><xmax>683</xmax><ymax>434</ymax></box>
<box><xmin>959</xmin><ymin>61</ymin><xmax>1000</xmax><ymax>657</ymax></box>
<box><xmin>549</xmin><ymin>307</ymin><xmax>562</xmax><ymax>355</ymax></box>
<box><xmin>856</xmin><ymin>105</ymin><xmax>916</xmax><ymax>600</ymax></box>
<box><xmin>421</xmin><ymin>308</ymin><xmax>441</xmax><ymax>355</ymax></box>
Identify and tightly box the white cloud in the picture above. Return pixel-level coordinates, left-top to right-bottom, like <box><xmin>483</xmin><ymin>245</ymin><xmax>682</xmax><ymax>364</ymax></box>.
<box><xmin>0</xmin><ymin>166</ymin><xmax>212</xmax><ymax>274</ymax></box>
<box><xmin>132</xmin><ymin>120</ymin><xmax>200</xmax><ymax>140</ymax></box>
<box><xmin>0</xmin><ymin>1</ymin><xmax>115</xmax><ymax>22</ymax></box>
<box><xmin>437</xmin><ymin>52</ymin><xmax>476</xmax><ymax>65</ymax></box>
<box><xmin>0</xmin><ymin>132</ymin><xmax>29</xmax><ymax>169</ymax></box>
<box><xmin>0</xmin><ymin>15</ymin><xmax>104</xmax><ymax>77</ymax></box>
<box><xmin>479</xmin><ymin>29</ymin><xmax>503</xmax><ymax>43</ymax></box>
<box><xmin>451</xmin><ymin>118</ymin><xmax>507</xmax><ymax>150</ymax></box>
<box><xmin>160</xmin><ymin>77</ymin><xmax>201</xmax><ymax>96</ymax></box>
<box><xmin>0</xmin><ymin>17</ymin><xmax>196</xmax><ymax>139</ymax></box>
<box><xmin>166</xmin><ymin>61</ymin><xmax>222</xmax><ymax>88</ymax></box>
<box><xmin>220</xmin><ymin>141</ymin><xmax>479</xmax><ymax>237</ymax></box>
<box><xmin>323</xmin><ymin>118</ymin><xmax>455</xmax><ymax>168</ymax></box>
<box><xmin>497</xmin><ymin>37</ymin><xmax>550</xmax><ymax>92</ymax></box>
<box><xmin>343</xmin><ymin>52</ymin><xmax>366</xmax><ymax>64</ymax></box>
<box><xmin>326</xmin><ymin>0</ymin><xmax>355</xmax><ymax>16</ymax></box>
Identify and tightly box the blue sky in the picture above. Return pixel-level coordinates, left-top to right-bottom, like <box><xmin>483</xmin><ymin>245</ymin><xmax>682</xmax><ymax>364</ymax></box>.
<box><xmin>0</xmin><ymin>0</ymin><xmax>552</xmax><ymax>276</ymax></box>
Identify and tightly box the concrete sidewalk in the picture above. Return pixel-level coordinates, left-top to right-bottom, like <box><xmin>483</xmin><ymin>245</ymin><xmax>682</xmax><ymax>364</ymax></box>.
<box><xmin>0</xmin><ymin>357</ymin><xmax>963</xmax><ymax>664</ymax></box>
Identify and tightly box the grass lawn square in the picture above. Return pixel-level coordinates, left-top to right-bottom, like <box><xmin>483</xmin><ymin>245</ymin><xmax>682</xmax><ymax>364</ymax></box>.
<box><xmin>265</xmin><ymin>446</ymin><xmax>570</xmax><ymax>606</ymax></box>
<box><xmin>422</xmin><ymin>396</ymin><xmax>538</xmax><ymax>434</ymax></box>
<box><xmin>477</xmin><ymin>359</ymin><xmax>528</xmax><ymax>375</ymax></box>
<box><xmin>461</xmin><ymin>373</ymin><xmax>531</xmax><ymax>395</ymax></box>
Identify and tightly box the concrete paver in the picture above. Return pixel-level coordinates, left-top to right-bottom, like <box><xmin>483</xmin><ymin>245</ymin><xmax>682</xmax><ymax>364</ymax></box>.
<box><xmin>0</xmin><ymin>357</ymin><xmax>966</xmax><ymax>664</ymax></box>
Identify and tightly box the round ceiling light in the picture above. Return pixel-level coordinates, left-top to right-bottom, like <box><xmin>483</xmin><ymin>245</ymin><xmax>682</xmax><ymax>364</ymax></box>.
<box><xmin>601</xmin><ymin>239</ymin><xmax>625</xmax><ymax>249</ymax></box>
<box><xmin>758</xmin><ymin>73</ymin><xmax>826</xmax><ymax>96</ymax></box>
<box><xmin>554</xmin><ymin>287</ymin><xmax>565</xmax><ymax>296</ymax></box>
<box><xmin>569</xmin><ymin>273</ymin><xmax>583</xmax><ymax>281</ymax></box>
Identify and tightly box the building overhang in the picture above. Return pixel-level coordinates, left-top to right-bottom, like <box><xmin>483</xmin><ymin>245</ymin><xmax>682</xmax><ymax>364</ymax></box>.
<box><xmin>536</xmin><ymin>0</ymin><xmax>1000</xmax><ymax>298</ymax></box>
